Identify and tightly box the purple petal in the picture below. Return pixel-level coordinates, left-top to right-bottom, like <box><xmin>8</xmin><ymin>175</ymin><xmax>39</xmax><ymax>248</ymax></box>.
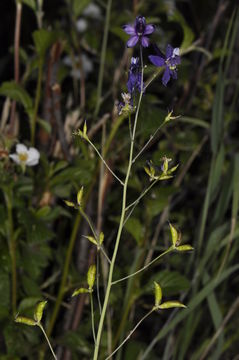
<box><xmin>148</xmin><ymin>55</ymin><xmax>165</xmax><ymax>67</ymax></box>
<box><xmin>123</xmin><ymin>25</ymin><xmax>136</xmax><ymax>35</ymax></box>
<box><xmin>127</xmin><ymin>35</ymin><xmax>139</xmax><ymax>47</ymax></box>
<box><xmin>162</xmin><ymin>66</ymin><xmax>170</xmax><ymax>86</ymax></box>
<box><xmin>144</xmin><ymin>24</ymin><xmax>155</xmax><ymax>35</ymax></box>
<box><xmin>166</xmin><ymin>44</ymin><xmax>174</xmax><ymax>59</ymax></box>
<box><xmin>141</xmin><ymin>36</ymin><xmax>150</xmax><ymax>47</ymax></box>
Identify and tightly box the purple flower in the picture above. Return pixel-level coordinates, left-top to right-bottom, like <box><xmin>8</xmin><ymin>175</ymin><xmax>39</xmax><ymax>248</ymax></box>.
<box><xmin>123</xmin><ymin>16</ymin><xmax>155</xmax><ymax>48</ymax></box>
<box><xmin>149</xmin><ymin>45</ymin><xmax>181</xmax><ymax>86</ymax></box>
<box><xmin>127</xmin><ymin>57</ymin><xmax>143</xmax><ymax>95</ymax></box>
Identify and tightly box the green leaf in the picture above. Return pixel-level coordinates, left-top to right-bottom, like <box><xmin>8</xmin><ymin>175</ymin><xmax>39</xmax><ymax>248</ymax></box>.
<box><xmin>34</xmin><ymin>300</ymin><xmax>47</xmax><ymax>322</ymax></box>
<box><xmin>35</xmin><ymin>206</ymin><xmax>51</xmax><ymax>219</ymax></box>
<box><xmin>87</xmin><ymin>264</ymin><xmax>96</xmax><ymax>290</ymax></box>
<box><xmin>123</xmin><ymin>217</ymin><xmax>144</xmax><ymax>246</ymax></box>
<box><xmin>33</xmin><ymin>29</ymin><xmax>58</xmax><ymax>57</ymax></box>
<box><xmin>15</xmin><ymin>316</ymin><xmax>36</xmax><ymax>326</ymax></box>
<box><xmin>158</xmin><ymin>301</ymin><xmax>186</xmax><ymax>309</ymax></box>
<box><xmin>37</xmin><ymin>118</ymin><xmax>52</xmax><ymax>134</ymax></box>
<box><xmin>72</xmin><ymin>0</ymin><xmax>91</xmax><ymax>17</ymax></box>
<box><xmin>21</xmin><ymin>0</ymin><xmax>36</xmax><ymax>11</ymax></box>
<box><xmin>0</xmin><ymin>81</ymin><xmax>33</xmax><ymax>112</ymax></box>
<box><xmin>72</xmin><ymin>288</ymin><xmax>89</xmax><ymax>297</ymax></box>
<box><xmin>154</xmin><ymin>282</ymin><xmax>162</xmax><ymax>307</ymax></box>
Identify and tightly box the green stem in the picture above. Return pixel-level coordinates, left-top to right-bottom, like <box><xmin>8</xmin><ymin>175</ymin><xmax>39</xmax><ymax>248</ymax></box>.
<box><xmin>125</xmin><ymin>179</ymin><xmax>159</xmax><ymax>212</ymax></box>
<box><xmin>31</xmin><ymin>57</ymin><xmax>43</xmax><ymax>146</ymax></box>
<box><xmin>93</xmin><ymin>46</ymin><xmax>144</xmax><ymax>360</ymax></box>
<box><xmin>105</xmin><ymin>309</ymin><xmax>154</xmax><ymax>360</ymax></box>
<box><xmin>96</xmin><ymin>253</ymin><xmax>102</xmax><ymax>314</ymax></box>
<box><xmin>94</xmin><ymin>0</ymin><xmax>112</xmax><ymax>117</ymax></box>
<box><xmin>80</xmin><ymin>207</ymin><xmax>98</xmax><ymax>240</ymax></box>
<box><xmin>5</xmin><ymin>191</ymin><xmax>17</xmax><ymax>315</ymax></box>
<box><xmin>38</xmin><ymin>323</ymin><xmax>57</xmax><ymax>360</ymax></box>
<box><xmin>90</xmin><ymin>293</ymin><xmax>96</xmax><ymax>344</ymax></box>
<box><xmin>112</xmin><ymin>248</ymin><xmax>173</xmax><ymax>285</ymax></box>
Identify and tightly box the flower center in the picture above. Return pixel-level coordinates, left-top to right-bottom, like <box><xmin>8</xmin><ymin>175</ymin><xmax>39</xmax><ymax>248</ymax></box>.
<box><xmin>166</xmin><ymin>59</ymin><xmax>176</xmax><ymax>71</ymax></box>
<box><xmin>135</xmin><ymin>16</ymin><xmax>145</xmax><ymax>36</ymax></box>
<box><xmin>18</xmin><ymin>152</ymin><xmax>28</xmax><ymax>162</ymax></box>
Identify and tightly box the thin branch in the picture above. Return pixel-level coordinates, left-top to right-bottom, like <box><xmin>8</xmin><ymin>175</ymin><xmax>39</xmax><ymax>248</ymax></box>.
<box><xmin>112</xmin><ymin>248</ymin><xmax>173</xmax><ymax>285</ymax></box>
<box><xmin>105</xmin><ymin>309</ymin><xmax>154</xmax><ymax>360</ymax></box>
<box><xmin>87</xmin><ymin>137</ymin><xmax>124</xmax><ymax>186</ymax></box>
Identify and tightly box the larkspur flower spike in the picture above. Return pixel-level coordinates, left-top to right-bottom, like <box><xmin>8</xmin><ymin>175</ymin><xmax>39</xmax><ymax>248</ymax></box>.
<box><xmin>149</xmin><ymin>44</ymin><xmax>181</xmax><ymax>86</ymax></box>
<box><xmin>123</xmin><ymin>15</ymin><xmax>155</xmax><ymax>48</ymax></box>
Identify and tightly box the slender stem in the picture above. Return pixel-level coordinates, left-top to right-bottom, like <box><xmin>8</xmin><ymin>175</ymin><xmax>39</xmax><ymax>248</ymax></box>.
<box><xmin>80</xmin><ymin>208</ymin><xmax>111</xmax><ymax>264</ymax></box>
<box><xmin>80</xmin><ymin>207</ymin><xmax>98</xmax><ymax>240</ymax></box>
<box><xmin>132</xmin><ymin>122</ymin><xmax>165</xmax><ymax>164</ymax></box>
<box><xmin>94</xmin><ymin>0</ymin><xmax>112</xmax><ymax>117</ymax></box>
<box><xmin>38</xmin><ymin>324</ymin><xmax>57</xmax><ymax>360</ymax></box>
<box><xmin>125</xmin><ymin>179</ymin><xmax>159</xmax><ymax>212</ymax></box>
<box><xmin>105</xmin><ymin>309</ymin><xmax>154</xmax><ymax>360</ymax></box>
<box><xmin>144</xmin><ymin>67</ymin><xmax>163</xmax><ymax>90</ymax></box>
<box><xmin>93</xmin><ymin>46</ymin><xmax>144</xmax><ymax>360</ymax></box>
<box><xmin>86</xmin><ymin>137</ymin><xmax>124</xmax><ymax>186</ymax></box>
<box><xmin>31</xmin><ymin>57</ymin><xmax>43</xmax><ymax>145</ymax></box>
<box><xmin>112</xmin><ymin>248</ymin><xmax>173</xmax><ymax>285</ymax></box>
<box><xmin>5</xmin><ymin>191</ymin><xmax>17</xmax><ymax>315</ymax></box>
<box><xmin>128</xmin><ymin>113</ymin><xmax>132</xmax><ymax>139</ymax></box>
<box><xmin>100</xmin><ymin>246</ymin><xmax>111</xmax><ymax>264</ymax></box>
<box><xmin>96</xmin><ymin>253</ymin><xmax>102</xmax><ymax>314</ymax></box>
<box><xmin>90</xmin><ymin>293</ymin><xmax>96</xmax><ymax>343</ymax></box>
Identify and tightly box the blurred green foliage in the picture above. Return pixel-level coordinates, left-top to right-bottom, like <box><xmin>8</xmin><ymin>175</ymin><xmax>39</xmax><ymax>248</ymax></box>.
<box><xmin>0</xmin><ymin>0</ymin><xmax>238</xmax><ymax>359</ymax></box>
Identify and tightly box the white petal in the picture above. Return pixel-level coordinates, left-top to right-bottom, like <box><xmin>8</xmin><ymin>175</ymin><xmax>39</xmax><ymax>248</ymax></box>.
<box><xmin>16</xmin><ymin>143</ymin><xmax>27</xmax><ymax>154</ymax></box>
<box><xmin>26</xmin><ymin>147</ymin><xmax>40</xmax><ymax>166</ymax></box>
<box><xmin>173</xmin><ymin>48</ymin><xmax>180</xmax><ymax>57</ymax></box>
<box><xmin>9</xmin><ymin>154</ymin><xmax>21</xmax><ymax>164</ymax></box>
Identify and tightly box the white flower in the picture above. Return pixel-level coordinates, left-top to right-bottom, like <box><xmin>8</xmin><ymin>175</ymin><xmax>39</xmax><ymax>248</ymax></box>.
<box><xmin>76</xmin><ymin>18</ymin><xmax>88</xmax><ymax>32</ymax></box>
<box><xmin>10</xmin><ymin>144</ymin><xmax>40</xmax><ymax>167</ymax></box>
<box><xmin>83</xmin><ymin>3</ymin><xmax>101</xmax><ymax>18</ymax></box>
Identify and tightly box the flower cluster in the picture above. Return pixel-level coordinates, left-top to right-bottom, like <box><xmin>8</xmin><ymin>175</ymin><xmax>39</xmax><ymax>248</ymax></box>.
<box><xmin>123</xmin><ymin>16</ymin><xmax>181</xmax><ymax>87</ymax></box>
